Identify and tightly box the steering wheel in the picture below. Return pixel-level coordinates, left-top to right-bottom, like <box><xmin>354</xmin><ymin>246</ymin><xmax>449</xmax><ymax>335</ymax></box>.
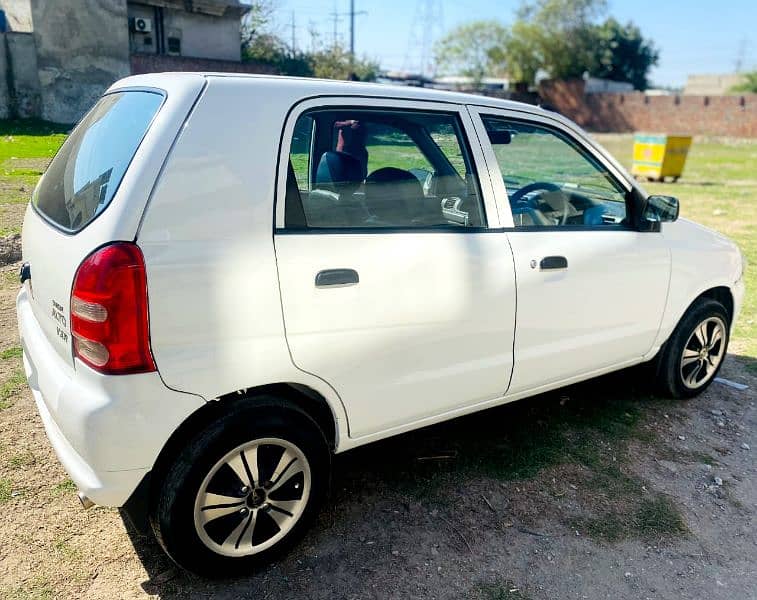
<box><xmin>509</xmin><ymin>181</ymin><xmax>570</xmax><ymax>225</ymax></box>
<box><xmin>509</xmin><ymin>181</ymin><xmax>561</xmax><ymax>203</ymax></box>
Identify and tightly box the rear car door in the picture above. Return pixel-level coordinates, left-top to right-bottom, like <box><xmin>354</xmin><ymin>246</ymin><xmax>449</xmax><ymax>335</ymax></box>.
<box><xmin>469</xmin><ymin>107</ymin><xmax>670</xmax><ymax>396</ymax></box>
<box><xmin>274</xmin><ymin>98</ymin><xmax>516</xmax><ymax>440</ymax></box>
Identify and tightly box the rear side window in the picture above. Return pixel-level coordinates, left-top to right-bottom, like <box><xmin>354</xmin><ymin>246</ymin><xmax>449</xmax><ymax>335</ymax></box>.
<box><xmin>284</xmin><ymin>108</ymin><xmax>485</xmax><ymax>229</ymax></box>
<box><xmin>33</xmin><ymin>91</ymin><xmax>163</xmax><ymax>232</ymax></box>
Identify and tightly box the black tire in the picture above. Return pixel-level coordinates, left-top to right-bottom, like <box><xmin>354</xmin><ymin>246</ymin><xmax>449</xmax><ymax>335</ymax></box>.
<box><xmin>150</xmin><ymin>396</ymin><xmax>330</xmax><ymax>577</ymax></box>
<box><xmin>655</xmin><ymin>298</ymin><xmax>730</xmax><ymax>399</ymax></box>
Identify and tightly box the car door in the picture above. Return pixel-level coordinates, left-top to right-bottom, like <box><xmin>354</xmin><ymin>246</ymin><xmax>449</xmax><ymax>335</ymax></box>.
<box><xmin>469</xmin><ymin>107</ymin><xmax>670</xmax><ymax>396</ymax></box>
<box><xmin>274</xmin><ymin>98</ymin><xmax>516</xmax><ymax>440</ymax></box>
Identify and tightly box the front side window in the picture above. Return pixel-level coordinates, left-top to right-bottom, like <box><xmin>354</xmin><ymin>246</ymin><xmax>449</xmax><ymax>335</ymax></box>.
<box><xmin>33</xmin><ymin>91</ymin><xmax>163</xmax><ymax>232</ymax></box>
<box><xmin>482</xmin><ymin>116</ymin><xmax>628</xmax><ymax>228</ymax></box>
<box><xmin>284</xmin><ymin>108</ymin><xmax>485</xmax><ymax>229</ymax></box>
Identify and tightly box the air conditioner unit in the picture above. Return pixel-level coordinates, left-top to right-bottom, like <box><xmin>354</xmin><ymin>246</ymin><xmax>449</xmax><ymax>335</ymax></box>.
<box><xmin>130</xmin><ymin>17</ymin><xmax>153</xmax><ymax>33</ymax></box>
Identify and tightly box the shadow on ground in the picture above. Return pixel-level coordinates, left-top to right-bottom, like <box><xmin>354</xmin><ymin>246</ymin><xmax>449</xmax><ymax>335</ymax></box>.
<box><xmin>123</xmin><ymin>354</ymin><xmax>756</xmax><ymax>599</ymax></box>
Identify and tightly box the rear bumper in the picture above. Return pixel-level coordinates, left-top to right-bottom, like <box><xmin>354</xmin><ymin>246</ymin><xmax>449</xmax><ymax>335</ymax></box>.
<box><xmin>17</xmin><ymin>287</ymin><xmax>205</xmax><ymax>507</ymax></box>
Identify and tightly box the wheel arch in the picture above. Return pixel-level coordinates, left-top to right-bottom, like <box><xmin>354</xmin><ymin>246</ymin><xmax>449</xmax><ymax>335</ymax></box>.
<box><xmin>122</xmin><ymin>382</ymin><xmax>339</xmax><ymax>534</ymax></box>
<box><xmin>696</xmin><ymin>286</ymin><xmax>734</xmax><ymax>326</ymax></box>
<box><xmin>156</xmin><ymin>384</ymin><xmax>339</xmax><ymax>470</ymax></box>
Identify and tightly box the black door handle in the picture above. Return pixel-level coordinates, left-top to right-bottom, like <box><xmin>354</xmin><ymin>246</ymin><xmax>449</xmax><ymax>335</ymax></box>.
<box><xmin>540</xmin><ymin>256</ymin><xmax>568</xmax><ymax>270</ymax></box>
<box><xmin>315</xmin><ymin>268</ymin><xmax>359</xmax><ymax>287</ymax></box>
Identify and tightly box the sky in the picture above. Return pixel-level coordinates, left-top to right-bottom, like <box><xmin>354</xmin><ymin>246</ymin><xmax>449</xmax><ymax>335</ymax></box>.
<box><xmin>261</xmin><ymin>0</ymin><xmax>757</xmax><ymax>88</ymax></box>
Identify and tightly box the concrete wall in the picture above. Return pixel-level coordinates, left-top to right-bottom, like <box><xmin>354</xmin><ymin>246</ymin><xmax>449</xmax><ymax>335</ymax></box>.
<box><xmin>0</xmin><ymin>31</ymin><xmax>41</xmax><ymax>119</ymax></box>
<box><xmin>5</xmin><ymin>32</ymin><xmax>40</xmax><ymax>117</ymax></box>
<box><xmin>130</xmin><ymin>53</ymin><xmax>275</xmax><ymax>75</ymax></box>
<box><xmin>0</xmin><ymin>0</ymin><xmax>33</xmax><ymax>32</ymax></box>
<box><xmin>127</xmin><ymin>3</ymin><xmax>241</xmax><ymax>61</ymax></box>
<box><xmin>31</xmin><ymin>0</ymin><xmax>130</xmax><ymax>123</ymax></box>
<box><xmin>0</xmin><ymin>38</ymin><xmax>8</xmax><ymax>119</ymax></box>
<box><xmin>539</xmin><ymin>79</ymin><xmax>757</xmax><ymax>138</ymax></box>
<box><xmin>127</xmin><ymin>3</ymin><xmax>157</xmax><ymax>55</ymax></box>
<box><xmin>162</xmin><ymin>9</ymin><xmax>241</xmax><ymax>61</ymax></box>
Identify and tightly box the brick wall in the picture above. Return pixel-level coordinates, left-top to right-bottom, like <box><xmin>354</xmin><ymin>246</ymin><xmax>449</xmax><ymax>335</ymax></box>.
<box><xmin>539</xmin><ymin>79</ymin><xmax>757</xmax><ymax>137</ymax></box>
<box><xmin>130</xmin><ymin>54</ymin><xmax>277</xmax><ymax>76</ymax></box>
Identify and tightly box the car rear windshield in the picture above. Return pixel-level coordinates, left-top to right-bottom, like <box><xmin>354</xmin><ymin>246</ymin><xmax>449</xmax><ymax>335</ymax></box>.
<box><xmin>33</xmin><ymin>91</ymin><xmax>163</xmax><ymax>232</ymax></box>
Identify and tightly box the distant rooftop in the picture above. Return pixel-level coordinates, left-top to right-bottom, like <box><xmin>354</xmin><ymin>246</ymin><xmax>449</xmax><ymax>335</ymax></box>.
<box><xmin>131</xmin><ymin>0</ymin><xmax>249</xmax><ymax>18</ymax></box>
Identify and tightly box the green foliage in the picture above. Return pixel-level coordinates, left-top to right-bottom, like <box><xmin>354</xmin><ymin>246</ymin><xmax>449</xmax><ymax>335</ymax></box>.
<box><xmin>591</xmin><ymin>18</ymin><xmax>659</xmax><ymax>90</ymax></box>
<box><xmin>571</xmin><ymin>494</ymin><xmax>688</xmax><ymax>542</ymax></box>
<box><xmin>436</xmin><ymin>0</ymin><xmax>657</xmax><ymax>90</ymax></box>
<box><xmin>309</xmin><ymin>44</ymin><xmax>379</xmax><ymax>82</ymax></box>
<box><xmin>0</xmin><ymin>478</ymin><xmax>11</xmax><ymax>503</ymax></box>
<box><xmin>242</xmin><ymin>33</ymin><xmax>314</xmax><ymax>77</ymax></box>
<box><xmin>1</xmin><ymin>347</ymin><xmax>22</xmax><ymax>360</ymax></box>
<box><xmin>729</xmin><ymin>71</ymin><xmax>757</xmax><ymax>93</ymax></box>
<box><xmin>243</xmin><ymin>33</ymin><xmax>378</xmax><ymax>81</ymax></box>
<box><xmin>0</xmin><ymin>370</ymin><xmax>26</xmax><ymax>410</ymax></box>
<box><xmin>241</xmin><ymin>3</ymin><xmax>379</xmax><ymax>81</ymax></box>
<box><xmin>510</xmin><ymin>0</ymin><xmax>607</xmax><ymax>81</ymax></box>
<box><xmin>52</xmin><ymin>479</ymin><xmax>77</xmax><ymax>497</ymax></box>
<box><xmin>435</xmin><ymin>21</ymin><xmax>510</xmax><ymax>85</ymax></box>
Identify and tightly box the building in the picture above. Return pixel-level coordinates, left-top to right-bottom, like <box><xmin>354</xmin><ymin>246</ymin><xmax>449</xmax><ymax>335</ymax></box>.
<box><xmin>127</xmin><ymin>0</ymin><xmax>247</xmax><ymax>63</ymax></box>
<box><xmin>0</xmin><ymin>0</ymin><xmax>255</xmax><ymax>123</ymax></box>
<box><xmin>684</xmin><ymin>73</ymin><xmax>747</xmax><ymax>96</ymax></box>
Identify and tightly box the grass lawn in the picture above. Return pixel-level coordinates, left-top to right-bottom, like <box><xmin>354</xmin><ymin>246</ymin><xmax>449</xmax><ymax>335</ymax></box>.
<box><xmin>0</xmin><ymin>122</ymin><xmax>753</xmax><ymax>356</ymax></box>
<box><xmin>0</xmin><ymin>120</ymin><xmax>754</xmax><ymax>599</ymax></box>
<box><xmin>0</xmin><ymin>120</ymin><xmax>68</xmax><ymax>236</ymax></box>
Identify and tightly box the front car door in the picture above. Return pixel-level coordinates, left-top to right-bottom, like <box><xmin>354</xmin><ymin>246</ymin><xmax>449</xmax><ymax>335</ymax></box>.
<box><xmin>468</xmin><ymin>106</ymin><xmax>671</xmax><ymax>396</ymax></box>
<box><xmin>274</xmin><ymin>97</ymin><xmax>516</xmax><ymax>440</ymax></box>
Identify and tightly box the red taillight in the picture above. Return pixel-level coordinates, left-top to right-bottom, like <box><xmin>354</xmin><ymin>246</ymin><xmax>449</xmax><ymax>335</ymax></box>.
<box><xmin>70</xmin><ymin>242</ymin><xmax>156</xmax><ymax>375</ymax></box>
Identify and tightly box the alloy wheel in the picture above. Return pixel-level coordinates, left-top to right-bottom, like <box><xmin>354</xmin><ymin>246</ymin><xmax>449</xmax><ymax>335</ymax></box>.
<box><xmin>193</xmin><ymin>438</ymin><xmax>311</xmax><ymax>557</ymax></box>
<box><xmin>679</xmin><ymin>316</ymin><xmax>726</xmax><ymax>390</ymax></box>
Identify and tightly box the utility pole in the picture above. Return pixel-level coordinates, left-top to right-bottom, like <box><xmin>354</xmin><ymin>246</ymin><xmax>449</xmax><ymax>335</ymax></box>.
<box><xmin>347</xmin><ymin>0</ymin><xmax>366</xmax><ymax>69</ymax></box>
<box><xmin>290</xmin><ymin>11</ymin><xmax>296</xmax><ymax>55</ymax></box>
<box><xmin>403</xmin><ymin>0</ymin><xmax>443</xmax><ymax>78</ymax></box>
<box><xmin>329</xmin><ymin>8</ymin><xmax>341</xmax><ymax>48</ymax></box>
<box><xmin>350</xmin><ymin>0</ymin><xmax>355</xmax><ymax>63</ymax></box>
<box><xmin>734</xmin><ymin>37</ymin><xmax>748</xmax><ymax>73</ymax></box>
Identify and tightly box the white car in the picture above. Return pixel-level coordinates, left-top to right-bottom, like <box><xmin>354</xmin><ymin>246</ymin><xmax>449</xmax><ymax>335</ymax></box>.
<box><xmin>17</xmin><ymin>74</ymin><xmax>745</xmax><ymax>575</ymax></box>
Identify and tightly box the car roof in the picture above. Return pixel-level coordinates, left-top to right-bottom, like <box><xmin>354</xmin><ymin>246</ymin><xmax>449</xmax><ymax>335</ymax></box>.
<box><xmin>108</xmin><ymin>71</ymin><xmax>638</xmax><ymax>194</ymax></box>
<box><xmin>111</xmin><ymin>71</ymin><xmax>551</xmax><ymax>116</ymax></box>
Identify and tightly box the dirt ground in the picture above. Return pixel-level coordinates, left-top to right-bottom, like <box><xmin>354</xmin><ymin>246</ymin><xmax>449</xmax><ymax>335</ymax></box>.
<box><xmin>0</xmin><ymin>248</ymin><xmax>754</xmax><ymax>599</ymax></box>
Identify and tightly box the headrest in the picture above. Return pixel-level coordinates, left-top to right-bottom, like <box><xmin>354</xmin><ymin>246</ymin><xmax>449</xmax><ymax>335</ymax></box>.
<box><xmin>315</xmin><ymin>151</ymin><xmax>364</xmax><ymax>194</ymax></box>
<box><xmin>334</xmin><ymin>120</ymin><xmax>368</xmax><ymax>180</ymax></box>
<box><xmin>364</xmin><ymin>167</ymin><xmax>425</xmax><ymax>224</ymax></box>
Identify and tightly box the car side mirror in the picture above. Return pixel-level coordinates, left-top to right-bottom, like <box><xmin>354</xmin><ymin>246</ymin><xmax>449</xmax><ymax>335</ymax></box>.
<box><xmin>643</xmin><ymin>195</ymin><xmax>679</xmax><ymax>224</ymax></box>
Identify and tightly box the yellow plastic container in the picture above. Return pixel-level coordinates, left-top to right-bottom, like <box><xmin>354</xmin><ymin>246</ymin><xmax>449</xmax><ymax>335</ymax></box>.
<box><xmin>631</xmin><ymin>134</ymin><xmax>692</xmax><ymax>182</ymax></box>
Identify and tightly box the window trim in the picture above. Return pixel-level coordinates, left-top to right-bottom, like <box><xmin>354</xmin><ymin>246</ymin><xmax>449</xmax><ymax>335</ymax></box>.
<box><xmin>468</xmin><ymin>106</ymin><xmax>638</xmax><ymax>231</ymax></box>
<box><xmin>274</xmin><ymin>96</ymin><xmax>502</xmax><ymax>233</ymax></box>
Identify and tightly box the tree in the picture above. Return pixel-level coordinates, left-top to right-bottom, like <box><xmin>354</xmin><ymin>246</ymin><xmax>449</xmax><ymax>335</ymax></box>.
<box><xmin>435</xmin><ymin>0</ymin><xmax>657</xmax><ymax>90</ymax></box>
<box><xmin>590</xmin><ymin>18</ymin><xmax>659</xmax><ymax>90</ymax></box>
<box><xmin>241</xmin><ymin>6</ymin><xmax>379</xmax><ymax>81</ymax></box>
<box><xmin>500</xmin><ymin>20</ymin><xmax>543</xmax><ymax>86</ymax></box>
<box><xmin>730</xmin><ymin>71</ymin><xmax>757</xmax><ymax>93</ymax></box>
<box><xmin>506</xmin><ymin>0</ymin><xmax>607</xmax><ymax>82</ymax></box>
<box><xmin>242</xmin><ymin>33</ymin><xmax>313</xmax><ymax>77</ymax></box>
<box><xmin>309</xmin><ymin>43</ymin><xmax>379</xmax><ymax>81</ymax></box>
<box><xmin>434</xmin><ymin>21</ymin><xmax>510</xmax><ymax>86</ymax></box>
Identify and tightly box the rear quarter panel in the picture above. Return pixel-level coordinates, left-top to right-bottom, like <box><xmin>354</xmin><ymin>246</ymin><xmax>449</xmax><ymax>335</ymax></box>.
<box><xmin>137</xmin><ymin>77</ymin><xmax>349</xmax><ymax>441</ymax></box>
<box><xmin>20</xmin><ymin>74</ymin><xmax>206</xmax><ymax>367</ymax></box>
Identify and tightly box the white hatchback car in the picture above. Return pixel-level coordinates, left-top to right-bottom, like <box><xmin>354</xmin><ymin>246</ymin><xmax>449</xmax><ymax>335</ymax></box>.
<box><xmin>18</xmin><ymin>73</ymin><xmax>745</xmax><ymax>575</ymax></box>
